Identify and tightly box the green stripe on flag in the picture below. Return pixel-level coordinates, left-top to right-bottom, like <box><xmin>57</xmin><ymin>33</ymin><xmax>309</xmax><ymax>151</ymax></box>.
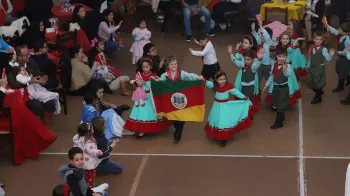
<box><xmin>150</xmin><ymin>79</ymin><xmax>203</xmax><ymax>95</ymax></box>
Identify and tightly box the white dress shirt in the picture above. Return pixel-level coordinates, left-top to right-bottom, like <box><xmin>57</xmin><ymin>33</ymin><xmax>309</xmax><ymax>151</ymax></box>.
<box><xmin>190</xmin><ymin>41</ymin><xmax>218</xmax><ymax>65</ymax></box>
<box><xmin>0</xmin><ymin>87</ymin><xmax>6</xmax><ymax>94</ymax></box>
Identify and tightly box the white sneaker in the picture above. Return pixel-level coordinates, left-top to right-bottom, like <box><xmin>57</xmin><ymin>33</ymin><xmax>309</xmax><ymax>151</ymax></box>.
<box><xmin>92</xmin><ymin>183</ymin><xmax>109</xmax><ymax>193</ymax></box>
<box><xmin>123</xmin><ymin>130</ymin><xmax>135</xmax><ymax>136</ymax></box>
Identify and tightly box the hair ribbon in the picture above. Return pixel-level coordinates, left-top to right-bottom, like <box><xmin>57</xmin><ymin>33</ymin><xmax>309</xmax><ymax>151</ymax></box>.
<box><xmin>91</xmin><ymin>38</ymin><xmax>98</xmax><ymax>47</ymax></box>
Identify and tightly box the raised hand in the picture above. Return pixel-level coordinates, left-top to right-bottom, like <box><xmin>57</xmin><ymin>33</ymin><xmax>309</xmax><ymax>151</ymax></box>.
<box><xmin>227</xmin><ymin>45</ymin><xmax>233</xmax><ymax>53</ymax></box>
<box><xmin>236</xmin><ymin>42</ymin><xmax>242</xmax><ymax>50</ymax></box>
<box><xmin>282</xmin><ymin>63</ymin><xmax>288</xmax><ymax>71</ymax></box>
<box><xmin>251</xmin><ymin>23</ymin><xmax>256</xmax><ymax>31</ymax></box>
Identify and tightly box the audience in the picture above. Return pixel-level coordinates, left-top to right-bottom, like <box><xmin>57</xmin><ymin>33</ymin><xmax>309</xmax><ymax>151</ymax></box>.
<box><xmin>69</xmin><ymin>46</ymin><xmax>105</xmax><ymax>95</ymax></box>
<box><xmin>182</xmin><ymin>0</ymin><xmax>215</xmax><ymax>42</ymax></box>
<box><xmin>98</xmin><ymin>10</ymin><xmax>123</xmax><ymax>54</ymax></box>
<box><xmin>7</xmin><ymin>45</ymin><xmax>57</xmax><ymax>123</ymax></box>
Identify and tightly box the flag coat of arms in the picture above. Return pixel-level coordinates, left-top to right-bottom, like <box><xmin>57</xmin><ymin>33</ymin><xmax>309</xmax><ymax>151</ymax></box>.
<box><xmin>150</xmin><ymin>79</ymin><xmax>205</xmax><ymax>122</ymax></box>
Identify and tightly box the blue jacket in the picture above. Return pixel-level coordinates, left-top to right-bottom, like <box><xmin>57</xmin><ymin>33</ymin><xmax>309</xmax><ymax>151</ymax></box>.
<box><xmin>80</xmin><ymin>104</ymin><xmax>99</xmax><ymax>123</ymax></box>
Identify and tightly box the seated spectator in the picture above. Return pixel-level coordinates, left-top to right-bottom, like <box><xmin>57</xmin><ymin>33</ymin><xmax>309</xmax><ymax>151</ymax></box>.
<box><xmin>81</xmin><ymin>81</ymin><xmax>134</xmax><ymax>138</ymax></box>
<box><xmin>58</xmin><ymin>147</ymin><xmax>108</xmax><ymax>196</ymax></box>
<box><xmin>92</xmin><ymin>116</ymin><xmax>123</xmax><ymax>174</ymax></box>
<box><xmin>7</xmin><ymin>45</ymin><xmax>56</xmax><ymax>122</ymax></box>
<box><xmin>69</xmin><ymin>46</ymin><xmax>105</xmax><ymax>95</ymax></box>
<box><xmin>182</xmin><ymin>0</ymin><xmax>215</xmax><ymax>42</ymax></box>
<box><xmin>30</xmin><ymin>40</ymin><xmax>59</xmax><ymax>89</ymax></box>
<box><xmin>16</xmin><ymin>65</ymin><xmax>61</xmax><ymax>115</ymax></box>
<box><xmin>0</xmin><ymin>74</ymin><xmax>56</xmax><ymax>164</ymax></box>
<box><xmin>72</xmin><ymin>5</ymin><xmax>100</xmax><ymax>41</ymax></box>
<box><xmin>91</xmin><ymin>38</ymin><xmax>131</xmax><ymax>95</ymax></box>
<box><xmin>98</xmin><ymin>10</ymin><xmax>124</xmax><ymax>54</ymax></box>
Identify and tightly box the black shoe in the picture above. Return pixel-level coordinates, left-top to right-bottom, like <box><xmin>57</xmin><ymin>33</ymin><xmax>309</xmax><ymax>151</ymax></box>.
<box><xmin>115</xmin><ymin>104</ymin><xmax>130</xmax><ymax>116</ymax></box>
<box><xmin>332</xmin><ymin>87</ymin><xmax>344</xmax><ymax>93</ymax></box>
<box><xmin>186</xmin><ymin>35</ymin><xmax>192</xmax><ymax>42</ymax></box>
<box><xmin>271</xmin><ymin>112</ymin><xmax>283</xmax><ymax>129</ymax></box>
<box><xmin>206</xmin><ymin>31</ymin><xmax>215</xmax><ymax>37</ymax></box>
<box><xmin>341</xmin><ymin>98</ymin><xmax>350</xmax><ymax>105</ymax></box>
<box><xmin>270</xmin><ymin>123</ymin><xmax>283</xmax><ymax>129</ymax></box>
<box><xmin>311</xmin><ymin>97</ymin><xmax>322</xmax><ymax>104</ymax></box>
<box><xmin>220</xmin><ymin>140</ymin><xmax>227</xmax><ymax>147</ymax></box>
<box><xmin>104</xmin><ymin>86</ymin><xmax>114</xmax><ymax>94</ymax></box>
<box><xmin>173</xmin><ymin>137</ymin><xmax>180</xmax><ymax>144</ymax></box>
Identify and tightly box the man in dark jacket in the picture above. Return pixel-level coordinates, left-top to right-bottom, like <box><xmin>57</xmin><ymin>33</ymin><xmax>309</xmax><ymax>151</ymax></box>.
<box><xmin>7</xmin><ymin>45</ymin><xmax>56</xmax><ymax>120</ymax></box>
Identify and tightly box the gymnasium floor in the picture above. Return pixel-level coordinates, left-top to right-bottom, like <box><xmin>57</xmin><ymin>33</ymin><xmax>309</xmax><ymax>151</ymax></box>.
<box><xmin>1</xmin><ymin>20</ymin><xmax>350</xmax><ymax>196</ymax></box>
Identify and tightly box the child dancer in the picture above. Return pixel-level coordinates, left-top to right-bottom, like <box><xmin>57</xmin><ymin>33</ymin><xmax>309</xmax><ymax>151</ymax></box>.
<box><xmin>323</xmin><ymin>22</ymin><xmax>350</xmax><ymax>93</ymax></box>
<box><xmin>92</xmin><ymin>38</ymin><xmax>131</xmax><ymax>96</ymax></box>
<box><xmin>130</xmin><ymin>18</ymin><xmax>151</xmax><ymax>65</ymax></box>
<box><xmin>16</xmin><ymin>66</ymin><xmax>61</xmax><ymax>115</ymax></box>
<box><xmin>263</xmin><ymin>48</ymin><xmax>300</xmax><ymax>129</ymax></box>
<box><xmin>251</xmin><ymin>21</ymin><xmax>274</xmax><ymax>82</ymax></box>
<box><xmin>153</xmin><ymin>54</ymin><xmax>202</xmax><ymax>144</ymax></box>
<box><xmin>130</xmin><ymin>71</ymin><xmax>148</xmax><ymax>107</ymax></box>
<box><xmin>229</xmin><ymin>49</ymin><xmax>263</xmax><ymax>105</ymax></box>
<box><xmin>276</xmin><ymin>32</ymin><xmax>307</xmax><ymax>79</ymax></box>
<box><xmin>73</xmin><ymin>123</ymin><xmax>103</xmax><ymax>188</ymax></box>
<box><xmin>189</xmin><ymin>33</ymin><xmax>220</xmax><ymax>81</ymax></box>
<box><xmin>124</xmin><ymin>58</ymin><xmax>171</xmax><ymax>138</ymax></box>
<box><xmin>307</xmin><ymin>31</ymin><xmax>335</xmax><ymax>104</ymax></box>
<box><xmin>229</xmin><ymin>34</ymin><xmax>257</xmax><ymax>61</ymax></box>
<box><xmin>203</xmin><ymin>70</ymin><xmax>258</xmax><ymax>147</ymax></box>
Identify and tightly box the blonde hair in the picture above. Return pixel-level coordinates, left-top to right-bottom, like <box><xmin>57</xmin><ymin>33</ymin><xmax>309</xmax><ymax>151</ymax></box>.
<box><xmin>164</xmin><ymin>54</ymin><xmax>178</xmax><ymax>69</ymax></box>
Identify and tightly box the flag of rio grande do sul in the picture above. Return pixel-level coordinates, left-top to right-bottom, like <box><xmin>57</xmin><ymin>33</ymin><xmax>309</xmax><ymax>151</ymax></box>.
<box><xmin>150</xmin><ymin>79</ymin><xmax>205</xmax><ymax>122</ymax></box>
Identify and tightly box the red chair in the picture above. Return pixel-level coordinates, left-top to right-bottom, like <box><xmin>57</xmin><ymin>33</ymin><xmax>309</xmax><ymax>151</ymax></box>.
<box><xmin>0</xmin><ymin>106</ymin><xmax>15</xmax><ymax>164</ymax></box>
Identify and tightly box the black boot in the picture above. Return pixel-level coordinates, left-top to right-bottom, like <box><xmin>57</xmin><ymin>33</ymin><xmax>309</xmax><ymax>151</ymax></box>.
<box><xmin>173</xmin><ymin>121</ymin><xmax>184</xmax><ymax>144</ymax></box>
<box><xmin>281</xmin><ymin>112</ymin><xmax>285</xmax><ymax>122</ymax></box>
<box><xmin>114</xmin><ymin>104</ymin><xmax>131</xmax><ymax>116</ymax></box>
<box><xmin>311</xmin><ymin>89</ymin><xmax>322</xmax><ymax>104</ymax></box>
<box><xmin>341</xmin><ymin>93</ymin><xmax>350</xmax><ymax>105</ymax></box>
<box><xmin>220</xmin><ymin>140</ymin><xmax>227</xmax><ymax>147</ymax></box>
<box><xmin>271</xmin><ymin>112</ymin><xmax>283</xmax><ymax>129</ymax></box>
<box><xmin>332</xmin><ymin>79</ymin><xmax>345</xmax><ymax>93</ymax></box>
<box><xmin>346</xmin><ymin>75</ymin><xmax>350</xmax><ymax>86</ymax></box>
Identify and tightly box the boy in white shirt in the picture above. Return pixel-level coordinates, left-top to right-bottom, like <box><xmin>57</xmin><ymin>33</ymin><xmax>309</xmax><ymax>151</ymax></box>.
<box><xmin>189</xmin><ymin>33</ymin><xmax>220</xmax><ymax>81</ymax></box>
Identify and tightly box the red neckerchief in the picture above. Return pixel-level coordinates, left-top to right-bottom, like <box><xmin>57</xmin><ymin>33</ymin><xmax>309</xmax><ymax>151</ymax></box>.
<box><xmin>308</xmin><ymin>44</ymin><xmax>322</xmax><ymax>57</ymax></box>
<box><xmin>167</xmin><ymin>70</ymin><xmax>180</xmax><ymax>81</ymax></box>
<box><xmin>273</xmin><ymin>62</ymin><xmax>282</xmax><ymax>79</ymax></box>
<box><xmin>216</xmin><ymin>83</ymin><xmax>235</xmax><ymax>93</ymax></box>
<box><xmin>258</xmin><ymin>41</ymin><xmax>265</xmax><ymax>49</ymax></box>
<box><xmin>243</xmin><ymin>64</ymin><xmax>251</xmax><ymax>72</ymax></box>
<box><xmin>238</xmin><ymin>48</ymin><xmax>247</xmax><ymax>55</ymax></box>
<box><xmin>142</xmin><ymin>72</ymin><xmax>156</xmax><ymax>82</ymax></box>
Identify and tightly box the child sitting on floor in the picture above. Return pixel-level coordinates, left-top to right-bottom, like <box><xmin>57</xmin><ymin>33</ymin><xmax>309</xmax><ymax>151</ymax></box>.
<box><xmin>58</xmin><ymin>147</ymin><xmax>109</xmax><ymax>196</ymax></box>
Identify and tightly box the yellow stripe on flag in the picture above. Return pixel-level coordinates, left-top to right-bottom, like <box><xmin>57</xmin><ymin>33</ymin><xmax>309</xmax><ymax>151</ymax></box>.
<box><xmin>157</xmin><ymin>105</ymin><xmax>205</xmax><ymax>122</ymax></box>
